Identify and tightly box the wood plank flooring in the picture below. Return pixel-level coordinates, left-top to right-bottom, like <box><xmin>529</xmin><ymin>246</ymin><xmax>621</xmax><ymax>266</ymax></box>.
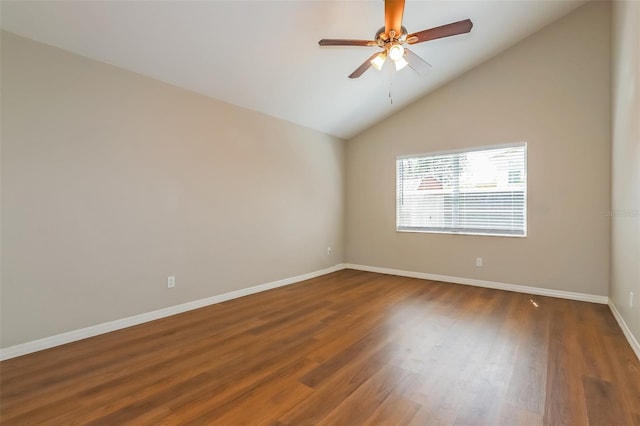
<box><xmin>1</xmin><ymin>269</ymin><xmax>639</xmax><ymax>425</ymax></box>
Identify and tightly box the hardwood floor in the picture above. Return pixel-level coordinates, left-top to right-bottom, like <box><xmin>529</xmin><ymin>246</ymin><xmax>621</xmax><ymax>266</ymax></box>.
<box><xmin>1</xmin><ymin>269</ymin><xmax>639</xmax><ymax>425</ymax></box>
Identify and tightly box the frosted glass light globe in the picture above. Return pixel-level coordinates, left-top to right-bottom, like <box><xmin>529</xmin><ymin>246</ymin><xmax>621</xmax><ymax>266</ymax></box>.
<box><xmin>388</xmin><ymin>44</ymin><xmax>405</xmax><ymax>61</ymax></box>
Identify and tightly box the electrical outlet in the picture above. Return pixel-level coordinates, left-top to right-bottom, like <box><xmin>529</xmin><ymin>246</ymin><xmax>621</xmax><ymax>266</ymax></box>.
<box><xmin>630</xmin><ymin>292</ymin><xmax>634</xmax><ymax>308</ymax></box>
<box><xmin>168</xmin><ymin>276</ymin><xmax>176</xmax><ymax>288</ymax></box>
<box><xmin>476</xmin><ymin>257</ymin><xmax>483</xmax><ymax>267</ymax></box>
<box><xmin>327</xmin><ymin>247</ymin><xmax>333</xmax><ymax>255</ymax></box>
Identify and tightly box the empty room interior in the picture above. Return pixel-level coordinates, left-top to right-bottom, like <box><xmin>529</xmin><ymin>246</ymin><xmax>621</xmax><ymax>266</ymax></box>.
<box><xmin>1</xmin><ymin>0</ymin><xmax>639</xmax><ymax>424</ymax></box>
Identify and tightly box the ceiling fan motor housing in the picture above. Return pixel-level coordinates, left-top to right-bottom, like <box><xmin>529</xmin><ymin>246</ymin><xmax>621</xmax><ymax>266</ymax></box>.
<box><xmin>375</xmin><ymin>26</ymin><xmax>408</xmax><ymax>48</ymax></box>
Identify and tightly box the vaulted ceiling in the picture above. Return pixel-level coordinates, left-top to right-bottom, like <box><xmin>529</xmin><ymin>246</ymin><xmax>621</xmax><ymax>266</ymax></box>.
<box><xmin>1</xmin><ymin>0</ymin><xmax>586</xmax><ymax>139</ymax></box>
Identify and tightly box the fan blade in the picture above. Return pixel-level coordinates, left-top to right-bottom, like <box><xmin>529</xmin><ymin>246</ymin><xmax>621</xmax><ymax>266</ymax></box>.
<box><xmin>385</xmin><ymin>0</ymin><xmax>405</xmax><ymax>38</ymax></box>
<box><xmin>349</xmin><ymin>52</ymin><xmax>381</xmax><ymax>79</ymax></box>
<box><xmin>319</xmin><ymin>39</ymin><xmax>377</xmax><ymax>47</ymax></box>
<box><xmin>405</xmin><ymin>49</ymin><xmax>432</xmax><ymax>74</ymax></box>
<box><xmin>407</xmin><ymin>19</ymin><xmax>473</xmax><ymax>44</ymax></box>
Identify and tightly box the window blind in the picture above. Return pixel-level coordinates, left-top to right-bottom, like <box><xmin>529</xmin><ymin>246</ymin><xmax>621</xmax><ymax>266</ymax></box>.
<box><xmin>396</xmin><ymin>143</ymin><xmax>527</xmax><ymax>236</ymax></box>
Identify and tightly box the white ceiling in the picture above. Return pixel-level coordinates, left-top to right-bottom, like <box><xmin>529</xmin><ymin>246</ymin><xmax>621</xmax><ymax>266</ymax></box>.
<box><xmin>1</xmin><ymin>0</ymin><xmax>586</xmax><ymax>139</ymax></box>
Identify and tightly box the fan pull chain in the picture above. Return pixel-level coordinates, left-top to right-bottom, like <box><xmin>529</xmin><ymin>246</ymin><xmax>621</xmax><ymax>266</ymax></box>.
<box><xmin>388</xmin><ymin>65</ymin><xmax>394</xmax><ymax>105</ymax></box>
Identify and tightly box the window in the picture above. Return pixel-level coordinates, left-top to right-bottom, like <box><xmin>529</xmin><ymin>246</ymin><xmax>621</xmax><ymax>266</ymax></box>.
<box><xmin>396</xmin><ymin>143</ymin><xmax>527</xmax><ymax>237</ymax></box>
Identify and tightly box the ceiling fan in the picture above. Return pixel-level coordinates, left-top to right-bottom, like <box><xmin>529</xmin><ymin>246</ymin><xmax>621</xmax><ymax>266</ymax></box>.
<box><xmin>319</xmin><ymin>0</ymin><xmax>473</xmax><ymax>79</ymax></box>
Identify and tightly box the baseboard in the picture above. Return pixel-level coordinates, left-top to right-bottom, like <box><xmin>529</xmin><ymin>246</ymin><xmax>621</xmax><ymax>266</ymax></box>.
<box><xmin>0</xmin><ymin>263</ymin><xmax>347</xmax><ymax>361</ymax></box>
<box><xmin>345</xmin><ymin>263</ymin><xmax>609</xmax><ymax>304</ymax></box>
<box><xmin>608</xmin><ymin>301</ymin><xmax>640</xmax><ymax>361</ymax></box>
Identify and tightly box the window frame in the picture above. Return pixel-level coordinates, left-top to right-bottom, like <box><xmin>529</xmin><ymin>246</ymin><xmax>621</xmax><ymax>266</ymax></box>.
<box><xmin>396</xmin><ymin>142</ymin><xmax>528</xmax><ymax>238</ymax></box>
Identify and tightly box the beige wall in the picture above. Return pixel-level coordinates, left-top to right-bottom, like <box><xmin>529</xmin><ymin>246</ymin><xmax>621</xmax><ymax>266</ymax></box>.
<box><xmin>0</xmin><ymin>32</ymin><xmax>345</xmax><ymax>348</ymax></box>
<box><xmin>611</xmin><ymin>1</ymin><xmax>640</xmax><ymax>343</ymax></box>
<box><xmin>346</xmin><ymin>2</ymin><xmax>611</xmax><ymax>296</ymax></box>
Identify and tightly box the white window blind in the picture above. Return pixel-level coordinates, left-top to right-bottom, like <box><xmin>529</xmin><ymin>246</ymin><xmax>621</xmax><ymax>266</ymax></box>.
<box><xmin>396</xmin><ymin>143</ymin><xmax>527</xmax><ymax>237</ymax></box>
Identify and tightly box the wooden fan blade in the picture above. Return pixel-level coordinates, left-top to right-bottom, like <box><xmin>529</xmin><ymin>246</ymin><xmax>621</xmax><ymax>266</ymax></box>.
<box><xmin>404</xmin><ymin>49</ymin><xmax>432</xmax><ymax>74</ymax></box>
<box><xmin>407</xmin><ymin>19</ymin><xmax>473</xmax><ymax>44</ymax></box>
<box><xmin>319</xmin><ymin>39</ymin><xmax>377</xmax><ymax>47</ymax></box>
<box><xmin>349</xmin><ymin>52</ymin><xmax>381</xmax><ymax>79</ymax></box>
<box><xmin>384</xmin><ymin>0</ymin><xmax>405</xmax><ymax>38</ymax></box>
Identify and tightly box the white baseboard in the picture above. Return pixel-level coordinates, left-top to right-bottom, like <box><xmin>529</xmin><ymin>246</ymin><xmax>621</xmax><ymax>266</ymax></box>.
<box><xmin>608</xmin><ymin>301</ymin><xmax>640</xmax><ymax>361</ymax></box>
<box><xmin>0</xmin><ymin>263</ymin><xmax>347</xmax><ymax>361</ymax></box>
<box><xmin>4</xmin><ymin>263</ymin><xmax>627</xmax><ymax>362</ymax></box>
<box><xmin>345</xmin><ymin>263</ymin><xmax>609</xmax><ymax>304</ymax></box>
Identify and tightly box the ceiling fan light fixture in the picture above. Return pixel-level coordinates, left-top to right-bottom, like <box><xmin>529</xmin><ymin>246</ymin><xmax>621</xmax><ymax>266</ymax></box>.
<box><xmin>394</xmin><ymin>56</ymin><xmax>409</xmax><ymax>71</ymax></box>
<box><xmin>388</xmin><ymin>44</ymin><xmax>405</xmax><ymax>61</ymax></box>
<box><xmin>370</xmin><ymin>51</ymin><xmax>387</xmax><ymax>71</ymax></box>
